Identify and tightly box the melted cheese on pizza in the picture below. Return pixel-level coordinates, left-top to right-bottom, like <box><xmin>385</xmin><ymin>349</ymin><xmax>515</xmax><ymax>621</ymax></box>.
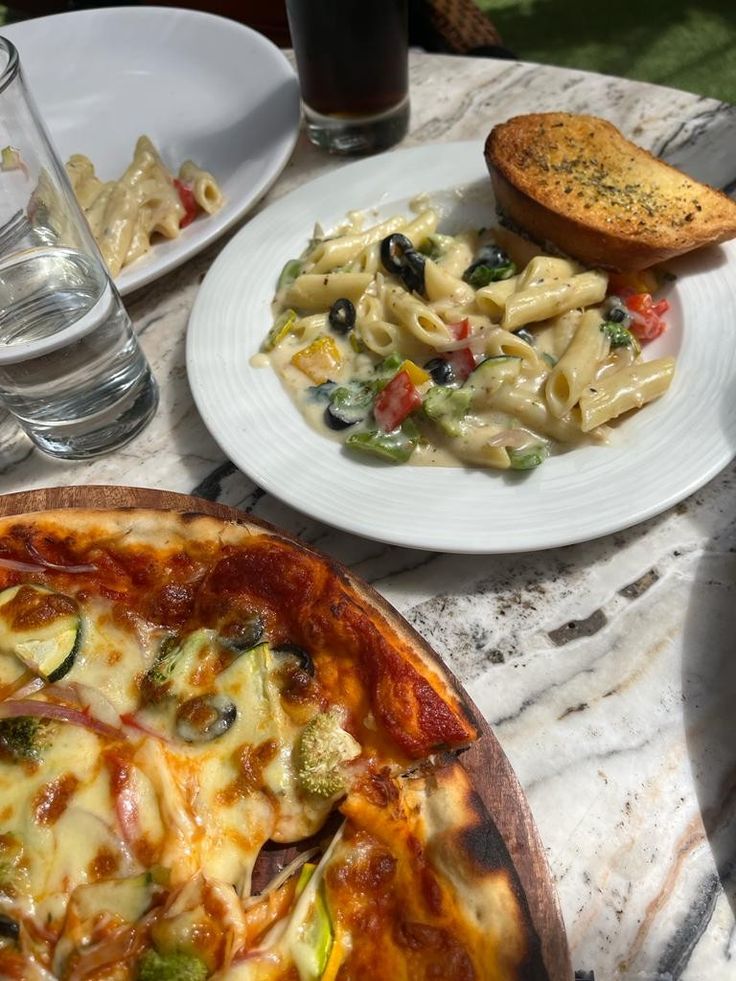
<box><xmin>0</xmin><ymin>512</ymin><xmax>480</xmax><ymax>978</ymax></box>
<box><xmin>226</xmin><ymin>764</ymin><xmax>537</xmax><ymax>981</ymax></box>
<box><xmin>0</xmin><ymin>638</ymin><xmax>327</xmax><ymax>892</ymax></box>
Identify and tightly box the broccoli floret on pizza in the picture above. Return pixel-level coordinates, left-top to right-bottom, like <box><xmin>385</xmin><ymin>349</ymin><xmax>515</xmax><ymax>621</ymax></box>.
<box><xmin>137</xmin><ymin>949</ymin><xmax>208</xmax><ymax>981</ymax></box>
<box><xmin>297</xmin><ymin>708</ymin><xmax>361</xmax><ymax>798</ymax></box>
<box><xmin>0</xmin><ymin>716</ymin><xmax>51</xmax><ymax>762</ymax></box>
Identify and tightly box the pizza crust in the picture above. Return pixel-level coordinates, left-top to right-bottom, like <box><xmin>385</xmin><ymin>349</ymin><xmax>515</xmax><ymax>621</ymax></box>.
<box><xmin>0</xmin><ymin>507</ymin><xmax>477</xmax><ymax>757</ymax></box>
<box><xmin>407</xmin><ymin>757</ymin><xmax>548</xmax><ymax>979</ymax></box>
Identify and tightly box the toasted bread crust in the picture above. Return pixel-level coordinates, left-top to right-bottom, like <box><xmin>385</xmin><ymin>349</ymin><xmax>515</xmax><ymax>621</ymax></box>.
<box><xmin>485</xmin><ymin>112</ymin><xmax>736</xmax><ymax>271</ymax></box>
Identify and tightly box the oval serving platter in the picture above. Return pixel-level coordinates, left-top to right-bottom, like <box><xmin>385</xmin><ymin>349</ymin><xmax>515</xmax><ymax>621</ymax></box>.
<box><xmin>2</xmin><ymin>7</ymin><xmax>301</xmax><ymax>295</ymax></box>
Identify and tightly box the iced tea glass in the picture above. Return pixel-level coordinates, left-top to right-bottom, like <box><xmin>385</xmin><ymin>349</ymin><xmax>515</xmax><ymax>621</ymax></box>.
<box><xmin>286</xmin><ymin>0</ymin><xmax>409</xmax><ymax>155</ymax></box>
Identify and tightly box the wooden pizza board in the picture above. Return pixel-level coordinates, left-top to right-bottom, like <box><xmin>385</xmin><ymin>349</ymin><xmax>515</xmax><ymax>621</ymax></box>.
<box><xmin>0</xmin><ymin>485</ymin><xmax>572</xmax><ymax>980</ymax></box>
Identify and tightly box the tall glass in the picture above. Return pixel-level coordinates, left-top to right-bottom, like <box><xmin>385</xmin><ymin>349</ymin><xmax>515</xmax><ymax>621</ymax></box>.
<box><xmin>0</xmin><ymin>406</ymin><xmax>25</xmax><ymax>466</ymax></box>
<box><xmin>0</xmin><ymin>37</ymin><xmax>158</xmax><ymax>460</ymax></box>
<box><xmin>286</xmin><ymin>0</ymin><xmax>409</xmax><ymax>155</ymax></box>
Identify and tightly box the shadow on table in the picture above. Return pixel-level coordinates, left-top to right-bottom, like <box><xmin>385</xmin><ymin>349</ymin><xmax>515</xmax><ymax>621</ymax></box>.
<box><xmin>681</xmin><ymin>367</ymin><xmax>736</xmax><ymax>924</ymax></box>
<box><xmin>680</xmin><ymin>466</ymin><xmax>736</xmax><ymax>929</ymax></box>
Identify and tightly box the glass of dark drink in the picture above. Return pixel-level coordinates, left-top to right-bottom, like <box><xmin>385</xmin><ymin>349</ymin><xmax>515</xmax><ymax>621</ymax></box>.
<box><xmin>285</xmin><ymin>0</ymin><xmax>409</xmax><ymax>155</ymax></box>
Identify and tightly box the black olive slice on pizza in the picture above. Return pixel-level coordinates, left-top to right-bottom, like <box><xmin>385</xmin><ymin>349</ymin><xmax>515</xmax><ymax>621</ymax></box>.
<box><xmin>0</xmin><ymin>506</ymin><xmax>550</xmax><ymax>979</ymax></box>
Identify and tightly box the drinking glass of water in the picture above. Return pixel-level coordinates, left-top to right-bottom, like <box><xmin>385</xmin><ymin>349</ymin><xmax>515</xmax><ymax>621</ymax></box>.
<box><xmin>285</xmin><ymin>0</ymin><xmax>409</xmax><ymax>155</ymax></box>
<box><xmin>0</xmin><ymin>36</ymin><xmax>158</xmax><ymax>459</ymax></box>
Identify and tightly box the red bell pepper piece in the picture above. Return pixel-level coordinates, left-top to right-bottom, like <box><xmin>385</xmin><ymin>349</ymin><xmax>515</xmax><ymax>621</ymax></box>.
<box><xmin>624</xmin><ymin>292</ymin><xmax>668</xmax><ymax>342</ymax></box>
<box><xmin>443</xmin><ymin>347</ymin><xmax>475</xmax><ymax>382</ymax></box>
<box><xmin>174</xmin><ymin>178</ymin><xmax>199</xmax><ymax>228</ymax></box>
<box><xmin>374</xmin><ymin>370</ymin><xmax>422</xmax><ymax>431</ymax></box>
<box><xmin>441</xmin><ymin>320</ymin><xmax>475</xmax><ymax>381</ymax></box>
<box><xmin>448</xmin><ymin>318</ymin><xmax>471</xmax><ymax>341</ymax></box>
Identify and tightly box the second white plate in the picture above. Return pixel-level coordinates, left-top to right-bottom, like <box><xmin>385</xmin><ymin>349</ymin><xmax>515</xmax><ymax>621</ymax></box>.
<box><xmin>186</xmin><ymin>141</ymin><xmax>736</xmax><ymax>553</ymax></box>
<box><xmin>2</xmin><ymin>7</ymin><xmax>301</xmax><ymax>295</ymax></box>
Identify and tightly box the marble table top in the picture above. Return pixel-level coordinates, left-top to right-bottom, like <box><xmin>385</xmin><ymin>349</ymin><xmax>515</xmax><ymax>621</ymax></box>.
<box><xmin>2</xmin><ymin>50</ymin><xmax>736</xmax><ymax>980</ymax></box>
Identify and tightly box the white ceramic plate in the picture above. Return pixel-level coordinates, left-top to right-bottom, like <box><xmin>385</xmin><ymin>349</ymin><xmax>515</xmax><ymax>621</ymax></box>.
<box><xmin>187</xmin><ymin>141</ymin><xmax>736</xmax><ymax>553</ymax></box>
<box><xmin>2</xmin><ymin>6</ymin><xmax>300</xmax><ymax>295</ymax></box>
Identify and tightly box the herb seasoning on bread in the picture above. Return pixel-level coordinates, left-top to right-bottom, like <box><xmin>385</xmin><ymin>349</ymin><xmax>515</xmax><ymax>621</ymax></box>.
<box><xmin>485</xmin><ymin>112</ymin><xmax>736</xmax><ymax>271</ymax></box>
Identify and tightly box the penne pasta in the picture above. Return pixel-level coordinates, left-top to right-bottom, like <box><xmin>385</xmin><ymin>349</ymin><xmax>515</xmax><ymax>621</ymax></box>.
<box><xmin>545</xmin><ymin>309</ymin><xmax>610</xmax><ymax>418</ymax></box>
<box><xmin>423</xmin><ymin>258</ymin><xmax>476</xmax><ymax>306</ymax></box>
<box><xmin>350</xmin><ymin>241</ymin><xmax>382</xmax><ymax>275</ymax></box>
<box><xmin>503</xmin><ymin>270</ymin><xmax>608</xmax><ymax>330</ymax></box>
<box><xmin>83</xmin><ymin>181</ymin><xmax>138</xmax><ymax>277</ymax></box>
<box><xmin>579</xmin><ymin>358</ymin><xmax>675</xmax><ymax>431</ymax></box>
<box><xmin>475</xmin><ymin>277</ymin><xmax>519</xmax><ymax>320</ymax></box>
<box><xmin>550</xmin><ymin>309</ymin><xmax>583</xmax><ymax>358</ymax></box>
<box><xmin>517</xmin><ymin>255</ymin><xmax>580</xmax><ymax>290</ymax></box>
<box><xmin>382</xmin><ymin>284</ymin><xmax>453</xmax><ymax>348</ymax></box>
<box><xmin>285</xmin><ymin>273</ymin><xmax>372</xmax><ymax>310</ymax></box>
<box><xmin>402</xmin><ymin>209</ymin><xmax>439</xmax><ymax>249</ymax></box>
<box><xmin>444</xmin><ymin>427</ymin><xmax>512</xmax><ymax>469</ymax></box>
<box><xmin>178</xmin><ymin>159</ymin><xmax>224</xmax><ymax>214</ymax></box>
<box><xmin>308</xmin><ymin>216</ymin><xmax>406</xmax><ymax>273</ymax></box>
<box><xmin>260</xmin><ymin>202</ymin><xmax>676</xmax><ymax>473</ymax></box>
<box><xmin>436</xmin><ymin>234</ymin><xmax>475</xmax><ymax>278</ymax></box>
<box><xmin>358</xmin><ymin>319</ymin><xmax>402</xmax><ymax>356</ymax></box>
<box><xmin>488</xmin><ymin>385</ymin><xmax>588</xmax><ymax>444</ymax></box>
<box><xmin>485</xmin><ymin>327</ymin><xmax>543</xmax><ymax>369</ymax></box>
<box><xmin>66</xmin><ymin>135</ymin><xmax>224</xmax><ymax>277</ymax></box>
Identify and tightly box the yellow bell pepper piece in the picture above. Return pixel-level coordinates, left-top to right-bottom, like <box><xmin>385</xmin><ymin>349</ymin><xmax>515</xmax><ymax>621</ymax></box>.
<box><xmin>291</xmin><ymin>336</ymin><xmax>342</xmax><ymax>384</ymax></box>
<box><xmin>321</xmin><ymin>925</ymin><xmax>348</xmax><ymax>981</ymax></box>
<box><xmin>609</xmin><ymin>269</ymin><xmax>659</xmax><ymax>295</ymax></box>
<box><xmin>399</xmin><ymin>359</ymin><xmax>430</xmax><ymax>386</ymax></box>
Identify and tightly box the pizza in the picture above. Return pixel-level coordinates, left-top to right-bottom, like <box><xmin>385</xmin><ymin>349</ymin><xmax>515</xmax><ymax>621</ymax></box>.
<box><xmin>0</xmin><ymin>506</ymin><xmax>547</xmax><ymax>979</ymax></box>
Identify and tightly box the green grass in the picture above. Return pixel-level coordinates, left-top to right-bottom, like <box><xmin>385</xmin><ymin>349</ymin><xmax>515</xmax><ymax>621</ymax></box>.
<box><xmin>477</xmin><ymin>0</ymin><xmax>736</xmax><ymax>105</ymax></box>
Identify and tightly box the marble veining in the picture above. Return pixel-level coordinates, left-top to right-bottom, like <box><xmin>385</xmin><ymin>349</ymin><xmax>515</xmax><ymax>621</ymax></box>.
<box><xmin>1</xmin><ymin>51</ymin><xmax>735</xmax><ymax>980</ymax></box>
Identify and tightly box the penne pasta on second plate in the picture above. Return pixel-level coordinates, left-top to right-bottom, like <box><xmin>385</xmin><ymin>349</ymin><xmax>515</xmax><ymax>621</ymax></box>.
<box><xmin>66</xmin><ymin>136</ymin><xmax>224</xmax><ymax>277</ymax></box>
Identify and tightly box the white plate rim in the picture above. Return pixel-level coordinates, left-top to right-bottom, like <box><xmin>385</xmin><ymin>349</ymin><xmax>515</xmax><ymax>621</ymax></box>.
<box><xmin>186</xmin><ymin>140</ymin><xmax>736</xmax><ymax>553</ymax></box>
<box><xmin>1</xmin><ymin>6</ymin><xmax>301</xmax><ymax>296</ymax></box>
